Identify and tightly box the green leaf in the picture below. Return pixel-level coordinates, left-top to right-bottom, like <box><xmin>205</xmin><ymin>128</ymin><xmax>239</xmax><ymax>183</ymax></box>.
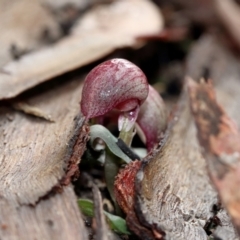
<box><xmin>78</xmin><ymin>199</ymin><xmax>94</xmax><ymax>217</ymax></box>
<box><xmin>104</xmin><ymin>150</ymin><xmax>120</xmax><ymax>204</ymax></box>
<box><xmin>104</xmin><ymin>211</ymin><xmax>131</xmax><ymax>235</ymax></box>
<box><xmin>90</xmin><ymin>125</ymin><xmax>132</xmax><ymax>163</ymax></box>
<box><xmin>78</xmin><ymin>198</ymin><xmax>130</xmax><ymax>235</ymax></box>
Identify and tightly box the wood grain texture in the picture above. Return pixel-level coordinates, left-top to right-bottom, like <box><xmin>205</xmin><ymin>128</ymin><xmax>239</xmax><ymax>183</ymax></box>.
<box><xmin>136</xmin><ymin>88</ymin><xmax>216</xmax><ymax>240</ymax></box>
<box><xmin>134</xmin><ymin>35</ymin><xmax>239</xmax><ymax>239</ymax></box>
<box><xmin>188</xmin><ymin>78</ymin><xmax>240</xmax><ymax>236</ymax></box>
<box><xmin>186</xmin><ymin>34</ymin><xmax>240</xmax><ymax>239</ymax></box>
<box><xmin>0</xmin><ymin>78</ymin><xmax>87</xmax><ymax>206</ymax></box>
<box><xmin>0</xmin><ymin>77</ymin><xmax>89</xmax><ymax>239</ymax></box>
<box><xmin>0</xmin><ymin>0</ymin><xmax>162</xmax><ymax>100</ymax></box>
<box><xmin>0</xmin><ymin>186</ymin><xmax>88</xmax><ymax>240</ymax></box>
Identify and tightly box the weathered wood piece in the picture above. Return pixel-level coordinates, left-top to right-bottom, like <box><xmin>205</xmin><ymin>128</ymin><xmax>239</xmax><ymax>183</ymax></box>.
<box><xmin>136</xmin><ymin>85</ymin><xmax>216</xmax><ymax>239</ymax></box>
<box><xmin>0</xmin><ymin>0</ymin><xmax>162</xmax><ymax>100</ymax></box>
<box><xmin>0</xmin><ymin>186</ymin><xmax>88</xmax><ymax>240</ymax></box>
<box><xmin>188</xmin><ymin>78</ymin><xmax>240</xmax><ymax>236</ymax></box>
<box><xmin>134</xmin><ymin>35</ymin><xmax>239</xmax><ymax>239</ymax></box>
<box><xmin>187</xmin><ymin>34</ymin><xmax>240</xmax><ymax>239</ymax></box>
<box><xmin>0</xmin><ymin>77</ymin><xmax>88</xmax><ymax>239</ymax></box>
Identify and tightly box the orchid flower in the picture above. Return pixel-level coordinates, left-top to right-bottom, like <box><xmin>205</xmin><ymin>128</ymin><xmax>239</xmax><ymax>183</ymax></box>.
<box><xmin>80</xmin><ymin>58</ymin><xmax>166</xmax><ymax>152</ymax></box>
<box><xmin>80</xmin><ymin>58</ymin><xmax>167</xmax><ymax>209</ymax></box>
<box><xmin>81</xmin><ymin>58</ymin><xmax>148</xmax><ymax>134</ymax></box>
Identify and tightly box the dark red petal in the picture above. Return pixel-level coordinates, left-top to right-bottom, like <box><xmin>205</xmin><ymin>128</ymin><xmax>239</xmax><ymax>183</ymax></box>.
<box><xmin>80</xmin><ymin>58</ymin><xmax>149</xmax><ymax>119</ymax></box>
<box><xmin>137</xmin><ymin>85</ymin><xmax>167</xmax><ymax>151</ymax></box>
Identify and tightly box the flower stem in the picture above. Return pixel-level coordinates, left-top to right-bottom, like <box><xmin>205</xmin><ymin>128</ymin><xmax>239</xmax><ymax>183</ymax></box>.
<box><xmin>118</xmin><ymin>106</ymin><xmax>139</xmax><ymax>146</ymax></box>
<box><xmin>119</xmin><ymin>126</ymin><xmax>135</xmax><ymax>147</ymax></box>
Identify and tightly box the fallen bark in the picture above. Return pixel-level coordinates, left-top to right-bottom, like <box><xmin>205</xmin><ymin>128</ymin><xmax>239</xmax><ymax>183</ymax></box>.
<box><xmin>135</xmin><ymin>84</ymin><xmax>217</xmax><ymax>239</ymax></box>
<box><xmin>188</xmin><ymin>78</ymin><xmax>240</xmax><ymax>236</ymax></box>
<box><xmin>185</xmin><ymin>34</ymin><xmax>240</xmax><ymax>238</ymax></box>
<box><xmin>0</xmin><ymin>0</ymin><xmax>162</xmax><ymax>100</ymax></box>
<box><xmin>0</xmin><ymin>186</ymin><xmax>88</xmax><ymax>240</ymax></box>
<box><xmin>0</xmin><ymin>77</ymin><xmax>89</xmax><ymax>239</ymax></box>
<box><xmin>114</xmin><ymin>35</ymin><xmax>240</xmax><ymax>239</ymax></box>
